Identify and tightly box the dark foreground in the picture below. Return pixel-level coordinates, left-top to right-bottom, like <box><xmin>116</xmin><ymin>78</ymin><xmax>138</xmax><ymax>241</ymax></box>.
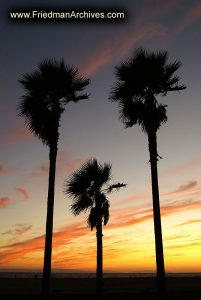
<box><xmin>1</xmin><ymin>277</ymin><xmax>201</xmax><ymax>300</ymax></box>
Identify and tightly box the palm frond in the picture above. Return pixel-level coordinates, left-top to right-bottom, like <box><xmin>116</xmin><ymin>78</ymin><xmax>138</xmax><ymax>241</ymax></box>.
<box><xmin>70</xmin><ymin>194</ymin><xmax>93</xmax><ymax>216</ymax></box>
<box><xmin>18</xmin><ymin>59</ymin><xmax>90</xmax><ymax>146</ymax></box>
<box><xmin>102</xmin><ymin>201</ymin><xmax>110</xmax><ymax>226</ymax></box>
<box><xmin>110</xmin><ymin>47</ymin><xmax>184</xmax><ymax>132</ymax></box>
<box><xmin>64</xmin><ymin>159</ymin><xmax>126</xmax><ymax>231</ymax></box>
<box><xmin>106</xmin><ymin>183</ymin><xmax>127</xmax><ymax>193</ymax></box>
<box><xmin>87</xmin><ymin>207</ymin><xmax>97</xmax><ymax>230</ymax></box>
<box><xmin>110</xmin><ymin>48</ymin><xmax>186</xmax><ymax>102</ymax></box>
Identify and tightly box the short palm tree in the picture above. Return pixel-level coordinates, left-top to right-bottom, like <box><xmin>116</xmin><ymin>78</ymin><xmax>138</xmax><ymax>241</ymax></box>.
<box><xmin>110</xmin><ymin>48</ymin><xmax>186</xmax><ymax>299</ymax></box>
<box><xmin>17</xmin><ymin>59</ymin><xmax>90</xmax><ymax>297</ymax></box>
<box><xmin>64</xmin><ymin>158</ymin><xmax>126</xmax><ymax>299</ymax></box>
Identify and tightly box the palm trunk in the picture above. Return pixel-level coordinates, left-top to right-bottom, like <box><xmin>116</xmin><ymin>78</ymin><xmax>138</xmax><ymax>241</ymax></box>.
<box><xmin>42</xmin><ymin>143</ymin><xmax>57</xmax><ymax>299</ymax></box>
<box><xmin>96</xmin><ymin>216</ymin><xmax>103</xmax><ymax>300</ymax></box>
<box><xmin>148</xmin><ymin>130</ymin><xmax>166</xmax><ymax>300</ymax></box>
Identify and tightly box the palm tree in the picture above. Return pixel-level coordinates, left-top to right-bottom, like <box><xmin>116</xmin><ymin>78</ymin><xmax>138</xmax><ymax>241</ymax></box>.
<box><xmin>110</xmin><ymin>48</ymin><xmax>186</xmax><ymax>299</ymax></box>
<box><xmin>64</xmin><ymin>158</ymin><xmax>126</xmax><ymax>299</ymax></box>
<box><xmin>17</xmin><ymin>59</ymin><xmax>90</xmax><ymax>298</ymax></box>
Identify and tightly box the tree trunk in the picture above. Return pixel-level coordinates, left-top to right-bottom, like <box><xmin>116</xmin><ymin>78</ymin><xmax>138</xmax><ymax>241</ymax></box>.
<box><xmin>42</xmin><ymin>144</ymin><xmax>57</xmax><ymax>299</ymax></box>
<box><xmin>96</xmin><ymin>216</ymin><xmax>103</xmax><ymax>300</ymax></box>
<box><xmin>148</xmin><ymin>130</ymin><xmax>166</xmax><ymax>300</ymax></box>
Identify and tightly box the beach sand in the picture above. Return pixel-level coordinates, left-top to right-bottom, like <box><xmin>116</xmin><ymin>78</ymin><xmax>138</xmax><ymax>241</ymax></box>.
<box><xmin>0</xmin><ymin>277</ymin><xmax>201</xmax><ymax>299</ymax></box>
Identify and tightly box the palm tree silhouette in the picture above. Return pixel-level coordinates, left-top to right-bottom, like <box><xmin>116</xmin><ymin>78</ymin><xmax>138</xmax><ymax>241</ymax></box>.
<box><xmin>17</xmin><ymin>59</ymin><xmax>90</xmax><ymax>298</ymax></box>
<box><xmin>110</xmin><ymin>48</ymin><xmax>186</xmax><ymax>299</ymax></box>
<box><xmin>64</xmin><ymin>158</ymin><xmax>126</xmax><ymax>299</ymax></box>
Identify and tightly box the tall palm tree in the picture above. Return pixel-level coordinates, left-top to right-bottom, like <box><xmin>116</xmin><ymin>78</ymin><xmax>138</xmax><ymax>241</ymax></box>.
<box><xmin>64</xmin><ymin>158</ymin><xmax>126</xmax><ymax>300</ymax></box>
<box><xmin>17</xmin><ymin>59</ymin><xmax>90</xmax><ymax>298</ymax></box>
<box><xmin>110</xmin><ymin>48</ymin><xmax>186</xmax><ymax>299</ymax></box>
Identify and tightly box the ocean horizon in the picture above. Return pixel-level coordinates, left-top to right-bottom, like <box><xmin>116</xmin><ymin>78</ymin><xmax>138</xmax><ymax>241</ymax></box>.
<box><xmin>0</xmin><ymin>271</ymin><xmax>201</xmax><ymax>278</ymax></box>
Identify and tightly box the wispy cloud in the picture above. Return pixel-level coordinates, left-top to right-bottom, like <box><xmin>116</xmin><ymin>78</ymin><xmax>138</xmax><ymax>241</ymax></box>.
<box><xmin>0</xmin><ymin>165</ymin><xmax>18</xmax><ymax>175</ymax></box>
<box><xmin>116</xmin><ymin>192</ymin><xmax>148</xmax><ymax>206</ymax></box>
<box><xmin>15</xmin><ymin>224</ymin><xmax>32</xmax><ymax>235</ymax></box>
<box><xmin>0</xmin><ymin>197</ymin><xmax>11</xmax><ymax>208</ymax></box>
<box><xmin>80</xmin><ymin>0</ymin><xmax>186</xmax><ymax>77</ymax></box>
<box><xmin>80</xmin><ymin>23</ymin><xmax>166</xmax><ymax>77</ymax></box>
<box><xmin>176</xmin><ymin>1</ymin><xmax>201</xmax><ymax>31</ymax></box>
<box><xmin>1</xmin><ymin>230</ymin><xmax>12</xmax><ymax>235</ymax></box>
<box><xmin>2</xmin><ymin>224</ymin><xmax>32</xmax><ymax>236</ymax></box>
<box><xmin>30</xmin><ymin>163</ymin><xmax>49</xmax><ymax>178</ymax></box>
<box><xmin>165</xmin><ymin>157</ymin><xmax>201</xmax><ymax>176</ymax></box>
<box><xmin>177</xmin><ymin>219</ymin><xmax>201</xmax><ymax>226</ymax></box>
<box><xmin>0</xmin><ymin>196</ymin><xmax>201</xmax><ymax>267</ymax></box>
<box><xmin>30</xmin><ymin>156</ymin><xmax>90</xmax><ymax>179</ymax></box>
<box><xmin>108</xmin><ymin>198</ymin><xmax>201</xmax><ymax>231</ymax></box>
<box><xmin>14</xmin><ymin>187</ymin><xmax>29</xmax><ymax>200</ymax></box>
<box><xmin>164</xmin><ymin>234</ymin><xmax>190</xmax><ymax>241</ymax></box>
<box><xmin>166</xmin><ymin>242</ymin><xmax>201</xmax><ymax>250</ymax></box>
<box><xmin>0</xmin><ymin>124</ymin><xmax>33</xmax><ymax>149</ymax></box>
<box><xmin>0</xmin><ymin>221</ymin><xmax>87</xmax><ymax>266</ymax></box>
<box><xmin>173</xmin><ymin>180</ymin><xmax>198</xmax><ymax>194</ymax></box>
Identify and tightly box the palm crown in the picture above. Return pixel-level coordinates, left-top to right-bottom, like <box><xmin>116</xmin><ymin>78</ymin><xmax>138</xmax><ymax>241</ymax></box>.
<box><xmin>65</xmin><ymin>159</ymin><xmax>126</xmax><ymax>230</ymax></box>
<box><xmin>110</xmin><ymin>48</ymin><xmax>186</xmax><ymax>132</ymax></box>
<box><xmin>18</xmin><ymin>59</ymin><xmax>90</xmax><ymax>146</ymax></box>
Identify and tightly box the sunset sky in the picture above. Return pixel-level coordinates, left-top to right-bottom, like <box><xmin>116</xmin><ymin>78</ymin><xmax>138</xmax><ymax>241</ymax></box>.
<box><xmin>0</xmin><ymin>0</ymin><xmax>201</xmax><ymax>273</ymax></box>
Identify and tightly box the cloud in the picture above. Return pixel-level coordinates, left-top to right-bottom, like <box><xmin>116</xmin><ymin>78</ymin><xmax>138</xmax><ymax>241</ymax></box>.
<box><xmin>108</xmin><ymin>198</ymin><xmax>201</xmax><ymax>231</ymax></box>
<box><xmin>166</xmin><ymin>242</ymin><xmax>201</xmax><ymax>250</ymax></box>
<box><xmin>14</xmin><ymin>187</ymin><xmax>29</xmax><ymax>200</ymax></box>
<box><xmin>0</xmin><ymin>221</ymin><xmax>88</xmax><ymax>266</ymax></box>
<box><xmin>0</xmin><ymin>124</ymin><xmax>33</xmax><ymax>149</ymax></box>
<box><xmin>177</xmin><ymin>219</ymin><xmax>201</xmax><ymax>227</ymax></box>
<box><xmin>1</xmin><ymin>230</ymin><xmax>12</xmax><ymax>235</ymax></box>
<box><xmin>0</xmin><ymin>165</ymin><xmax>17</xmax><ymax>175</ymax></box>
<box><xmin>0</xmin><ymin>197</ymin><xmax>11</xmax><ymax>208</ymax></box>
<box><xmin>64</xmin><ymin>158</ymin><xmax>90</xmax><ymax>173</ymax></box>
<box><xmin>165</xmin><ymin>157</ymin><xmax>201</xmax><ymax>176</ymax></box>
<box><xmin>79</xmin><ymin>0</ymin><xmax>186</xmax><ymax>77</ymax></box>
<box><xmin>176</xmin><ymin>1</ymin><xmax>201</xmax><ymax>31</ymax></box>
<box><xmin>116</xmin><ymin>192</ymin><xmax>148</xmax><ymax>206</ymax></box>
<box><xmin>1</xmin><ymin>224</ymin><xmax>32</xmax><ymax>236</ymax></box>
<box><xmin>80</xmin><ymin>23</ymin><xmax>166</xmax><ymax>77</ymax></box>
<box><xmin>0</xmin><ymin>196</ymin><xmax>201</xmax><ymax>267</ymax></box>
<box><xmin>30</xmin><ymin>163</ymin><xmax>49</xmax><ymax>178</ymax></box>
<box><xmin>164</xmin><ymin>235</ymin><xmax>190</xmax><ymax>241</ymax></box>
<box><xmin>173</xmin><ymin>181</ymin><xmax>198</xmax><ymax>193</ymax></box>
<box><xmin>30</xmin><ymin>156</ymin><xmax>90</xmax><ymax>179</ymax></box>
<box><xmin>15</xmin><ymin>224</ymin><xmax>32</xmax><ymax>235</ymax></box>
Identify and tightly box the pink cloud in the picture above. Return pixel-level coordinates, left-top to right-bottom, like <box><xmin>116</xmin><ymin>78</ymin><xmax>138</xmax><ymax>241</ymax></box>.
<box><xmin>0</xmin><ymin>197</ymin><xmax>11</xmax><ymax>208</ymax></box>
<box><xmin>80</xmin><ymin>23</ymin><xmax>166</xmax><ymax>77</ymax></box>
<box><xmin>165</xmin><ymin>158</ymin><xmax>201</xmax><ymax>176</ymax></box>
<box><xmin>0</xmin><ymin>221</ymin><xmax>87</xmax><ymax>266</ymax></box>
<box><xmin>116</xmin><ymin>192</ymin><xmax>148</xmax><ymax>206</ymax></box>
<box><xmin>0</xmin><ymin>196</ymin><xmax>201</xmax><ymax>267</ymax></box>
<box><xmin>30</xmin><ymin>163</ymin><xmax>49</xmax><ymax>178</ymax></box>
<box><xmin>65</xmin><ymin>157</ymin><xmax>90</xmax><ymax>173</ymax></box>
<box><xmin>79</xmin><ymin>1</ymin><xmax>200</xmax><ymax>78</ymax></box>
<box><xmin>14</xmin><ymin>187</ymin><xmax>29</xmax><ymax>200</ymax></box>
<box><xmin>0</xmin><ymin>165</ymin><xmax>17</xmax><ymax>175</ymax></box>
<box><xmin>108</xmin><ymin>198</ymin><xmax>201</xmax><ymax>231</ymax></box>
<box><xmin>176</xmin><ymin>1</ymin><xmax>201</xmax><ymax>31</ymax></box>
<box><xmin>30</xmin><ymin>156</ymin><xmax>90</xmax><ymax>179</ymax></box>
<box><xmin>0</xmin><ymin>124</ymin><xmax>33</xmax><ymax>148</ymax></box>
<box><xmin>79</xmin><ymin>0</ymin><xmax>185</xmax><ymax>77</ymax></box>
